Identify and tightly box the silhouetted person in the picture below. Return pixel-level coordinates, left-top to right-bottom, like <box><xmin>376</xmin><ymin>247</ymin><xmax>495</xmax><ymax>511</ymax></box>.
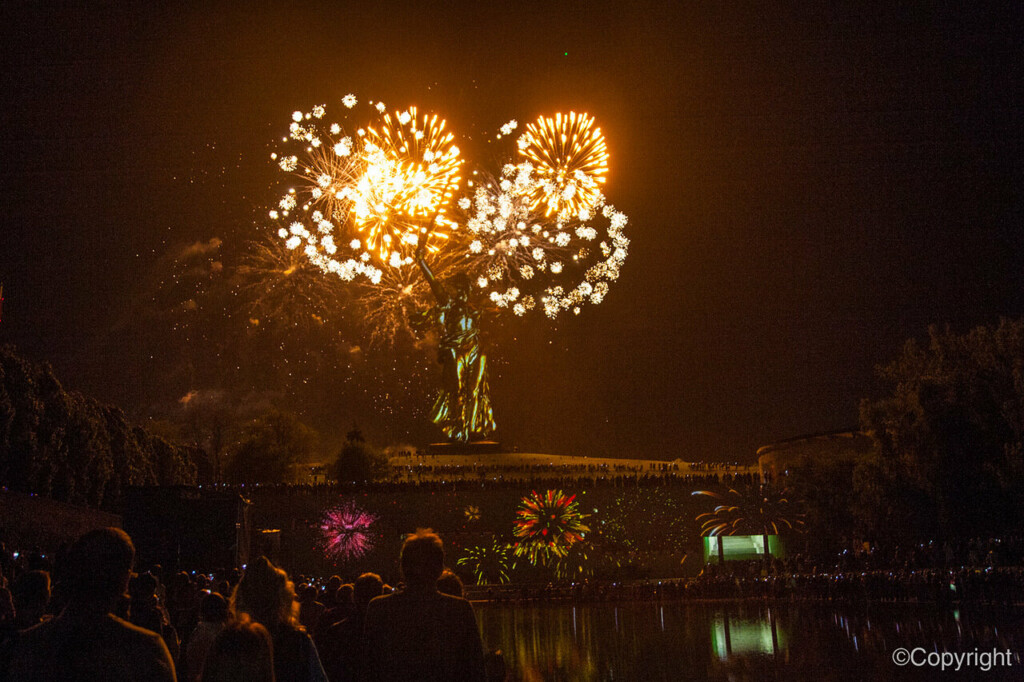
<box><xmin>317</xmin><ymin>572</ymin><xmax>382</xmax><ymax>682</ymax></box>
<box><xmin>201</xmin><ymin>616</ymin><xmax>275</xmax><ymax>682</ymax></box>
<box><xmin>297</xmin><ymin>584</ymin><xmax>326</xmax><ymax>633</ymax></box>
<box><xmin>129</xmin><ymin>571</ymin><xmax>180</xmax><ymax>663</ymax></box>
<box><xmin>187</xmin><ymin>592</ymin><xmax>230</xmax><ymax>682</ymax></box>
<box><xmin>231</xmin><ymin>556</ymin><xmax>327</xmax><ymax>682</ymax></box>
<box><xmin>11</xmin><ymin>571</ymin><xmax>50</xmax><ymax>631</ymax></box>
<box><xmin>9</xmin><ymin>527</ymin><xmax>176</xmax><ymax>682</ymax></box>
<box><xmin>364</xmin><ymin>529</ymin><xmax>485</xmax><ymax>682</ymax></box>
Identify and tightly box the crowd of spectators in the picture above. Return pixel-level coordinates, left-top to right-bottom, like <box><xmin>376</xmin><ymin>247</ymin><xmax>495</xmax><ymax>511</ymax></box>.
<box><xmin>2</xmin><ymin>525</ymin><xmax>1024</xmax><ymax>680</ymax></box>
<box><xmin>0</xmin><ymin>528</ymin><xmax>499</xmax><ymax>682</ymax></box>
<box><xmin>203</xmin><ymin>471</ymin><xmax>760</xmax><ymax>494</ymax></box>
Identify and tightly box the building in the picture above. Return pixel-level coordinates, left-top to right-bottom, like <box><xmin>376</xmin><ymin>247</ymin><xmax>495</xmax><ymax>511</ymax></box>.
<box><xmin>757</xmin><ymin>430</ymin><xmax>876</xmax><ymax>480</ymax></box>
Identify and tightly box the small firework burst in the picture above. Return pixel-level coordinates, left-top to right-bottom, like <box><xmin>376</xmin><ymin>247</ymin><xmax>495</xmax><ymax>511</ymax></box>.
<box><xmin>513</xmin><ymin>490</ymin><xmax>589</xmax><ymax>565</ymax></box>
<box><xmin>457</xmin><ymin>540</ymin><xmax>512</xmax><ymax>584</ymax></box>
<box><xmin>463</xmin><ymin>505</ymin><xmax>481</xmax><ymax>522</ymax></box>
<box><xmin>554</xmin><ymin>541</ymin><xmax>593</xmax><ymax>581</ymax></box>
<box><xmin>320</xmin><ymin>500</ymin><xmax>378</xmax><ymax>562</ymax></box>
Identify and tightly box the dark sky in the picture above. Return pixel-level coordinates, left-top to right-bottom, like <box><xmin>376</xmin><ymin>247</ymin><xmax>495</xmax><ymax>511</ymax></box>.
<box><xmin>1</xmin><ymin>2</ymin><xmax>1022</xmax><ymax>461</ymax></box>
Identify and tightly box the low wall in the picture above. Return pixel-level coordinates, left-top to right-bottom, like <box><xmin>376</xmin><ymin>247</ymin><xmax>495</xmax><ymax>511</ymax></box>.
<box><xmin>0</xmin><ymin>489</ymin><xmax>121</xmax><ymax>550</ymax></box>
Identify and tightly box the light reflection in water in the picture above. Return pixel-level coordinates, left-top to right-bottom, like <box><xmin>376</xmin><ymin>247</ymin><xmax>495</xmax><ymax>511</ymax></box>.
<box><xmin>473</xmin><ymin>602</ymin><xmax>1024</xmax><ymax>681</ymax></box>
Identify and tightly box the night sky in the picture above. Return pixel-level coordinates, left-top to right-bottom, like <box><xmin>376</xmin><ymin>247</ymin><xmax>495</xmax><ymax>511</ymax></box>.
<box><xmin>1</xmin><ymin>2</ymin><xmax>1022</xmax><ymax>462</ymax></box>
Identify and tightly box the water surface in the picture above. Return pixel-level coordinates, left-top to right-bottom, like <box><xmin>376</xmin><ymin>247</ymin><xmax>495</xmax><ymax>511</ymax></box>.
<box><xmin>474</xmin><ymin>601</ymin><xmax>1024</xmax><ymax>681</ymax></box>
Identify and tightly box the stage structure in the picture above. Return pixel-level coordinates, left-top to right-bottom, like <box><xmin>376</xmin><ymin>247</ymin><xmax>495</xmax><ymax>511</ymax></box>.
<box><xmin>702</xmin><ymin>534</ymin><xmax>785</xmax><ymax>564</ymax></box>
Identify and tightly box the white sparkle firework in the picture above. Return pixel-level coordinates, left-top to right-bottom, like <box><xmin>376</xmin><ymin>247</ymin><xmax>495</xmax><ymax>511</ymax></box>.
<box><xmin>268</xmin><ymin>100</ymin><xmax>461</xmax><ymax>291</ymax></box>
<box><xmin>455</xmin><ymin>154</ymin><xmax>628</xmax><ymax>319</ymax></box>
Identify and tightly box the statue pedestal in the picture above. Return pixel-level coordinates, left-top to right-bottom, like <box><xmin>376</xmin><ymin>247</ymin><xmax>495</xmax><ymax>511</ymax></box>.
<box><xmin>426</xmin><ymin>440</ymin><xmax>503</xmax><ymax>456</ymax></box>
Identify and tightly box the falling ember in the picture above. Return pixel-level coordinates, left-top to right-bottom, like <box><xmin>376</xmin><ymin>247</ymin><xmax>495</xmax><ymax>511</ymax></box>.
<box><xmin>320</xmin><ymin>499</ymin><xmax>378</xmax><ymax>562</ymax></box>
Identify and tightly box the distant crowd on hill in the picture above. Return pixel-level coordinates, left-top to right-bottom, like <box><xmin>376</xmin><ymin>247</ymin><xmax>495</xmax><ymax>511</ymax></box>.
<box><xmin>205</xmin><ymin>470</ymin><xmax>761</xmax><ymax>492</ymax></box>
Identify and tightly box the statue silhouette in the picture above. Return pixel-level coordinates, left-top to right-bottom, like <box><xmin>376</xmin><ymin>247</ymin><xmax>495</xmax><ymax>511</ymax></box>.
<box><xmin>415</xmin><ymin>234</ymin><xmax>496</xmax><ymax>443</ymax></box>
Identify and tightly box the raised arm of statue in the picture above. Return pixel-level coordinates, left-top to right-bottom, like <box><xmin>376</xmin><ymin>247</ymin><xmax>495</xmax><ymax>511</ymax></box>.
<box><xmin>416</xmin><ymin>215</ymin><xmax>448</xmax><ymax>305</ymax></box>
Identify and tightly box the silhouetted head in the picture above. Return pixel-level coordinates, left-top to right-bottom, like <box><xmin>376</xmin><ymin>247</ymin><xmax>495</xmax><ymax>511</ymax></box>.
<box><xmin>65</xmin><ymin>528</ymin><xmax>134</xmax><ymax>609</ymax></box>
<box><xmin>232</xmin><ymin>555</ymin><xmax>298</xmax><ymax>629</ymax></box>
<box><xmin>400</xmin><ymin>529</ymin><xmax>445</xmax><ymax>589</ymax></box>
<box><xmin>201</xmin><ymin>616</ymin><xmax>275</xmax><ymax>682</ymax></box>
<box><xmin>353</xmin><ymin>572</ymin><xmax>383</xmax><ymax>609</ymax></box>
<box><xmin>200</xmin><ymin>591</ymin><xmax>229</xmax><ymax>623</ymax></box>
<box><xmin>13</xmin><ymin>570</ymin><xmax>50</xmax><ymax>611</ymax></box>
<box><xmin>436</xmin><ymin>569</ymin><xmax>464</xmax><ymax>598</ymax></box>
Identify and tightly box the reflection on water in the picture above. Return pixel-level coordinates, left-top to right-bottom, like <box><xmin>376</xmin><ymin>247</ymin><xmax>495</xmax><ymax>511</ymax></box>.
<box><xmin>710</xmin><ymin>609</ymin><xmax>785</xmax><ymax>660</ymax></box>
<box><xmin>474</xmin><ymin>601</ymin><xmax>1023</xmax><ymax>681</ymax></box>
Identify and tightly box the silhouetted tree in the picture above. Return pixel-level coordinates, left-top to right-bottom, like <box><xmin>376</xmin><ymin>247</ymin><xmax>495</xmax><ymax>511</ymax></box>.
<box><xmin>858</xmin><ymin>319</ymin><xmax>1024</xmax><ymax>542</ymax></box>
<box><xmin>224</xmin><ymin>410</ymin><xmax>318</xmax><ymax>484</ymax></box>
<box><xmin>333</xmin><ymin>437</ymin><xmax>387</xmax><ymax>483</ymax></box>
<box><xmin>0</xmin><ymin>345</ymin><xmax>198</xmax><ymax>508</ymax></box>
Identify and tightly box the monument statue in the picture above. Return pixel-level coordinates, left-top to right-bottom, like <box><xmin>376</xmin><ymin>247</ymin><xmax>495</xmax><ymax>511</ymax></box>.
<box><xmin>415</xmin><ymin>240</ymin><xmax>496</xmax><ymax>443</ymax></box>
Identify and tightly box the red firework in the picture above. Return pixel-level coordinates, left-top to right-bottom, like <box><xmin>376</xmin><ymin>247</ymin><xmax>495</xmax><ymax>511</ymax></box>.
<box><xmin>513</xmin><ymin>489</ymin><xmax>589</xmax><ymax>565</ymax></box>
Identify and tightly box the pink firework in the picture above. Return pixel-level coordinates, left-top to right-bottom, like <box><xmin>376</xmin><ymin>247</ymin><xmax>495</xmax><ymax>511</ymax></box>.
<box><xmin>320</xmin><ymin>500</ymin><xmax>378</xmax><ymax>562</ymax></box>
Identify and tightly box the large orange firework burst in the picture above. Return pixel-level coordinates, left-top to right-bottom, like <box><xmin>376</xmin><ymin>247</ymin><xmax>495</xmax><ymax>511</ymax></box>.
<box><xmin>518</xmin><ymin>111</ymin><xmax>609</xmax><ymax>222</ymax></box>
<box><xmin>356</xmin><ymin>106</ymin><xmax>462</xmax><ymax>260</ymax></box>
<box><xmin>513</xmin><ymin>489</ymin><xmax>589</xmax><ymax>565</ymax></box>
<box><xmin>260</xmin><ymin>94</ymin><xmax>630</xmax><ymax>346</ymax></box>
<box><xmin>269</xmin><ymin>97</ymin><xmax>460</xmax><ymax>280</ymax></box>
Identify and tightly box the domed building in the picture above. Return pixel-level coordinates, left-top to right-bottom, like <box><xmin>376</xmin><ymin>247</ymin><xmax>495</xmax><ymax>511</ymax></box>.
<box><xmin>757</xmin><ymin>429</ymin><xmax>876</xmax><ymax>480</ymax></box>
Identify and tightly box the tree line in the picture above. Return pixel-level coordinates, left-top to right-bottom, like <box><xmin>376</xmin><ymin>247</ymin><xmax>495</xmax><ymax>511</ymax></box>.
<box><xmin>789</xmin><ymin>318</ymin><xmax>1024</xmax><ymax>551</ymax></box>
<box><xmin>0</xmin><ymin>345</ymin><xmax>199</xmax><ymax>509</ymax></box>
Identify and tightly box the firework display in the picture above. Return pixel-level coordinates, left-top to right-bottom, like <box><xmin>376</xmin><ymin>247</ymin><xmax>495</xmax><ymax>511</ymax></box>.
<box><xmin>463</xmin><ymin>504</ymin><xmax>482</xmax><ymax>522</ymax></box>
<box><xmin>457</xmin><ymin>540</ymin><xmax>512</xmax><ymax>584</ymax></box>
<box><xmin>517</xmin><ymin>111</ymin><xmax>609</xmax><ymax>222</ymax></box>
<box><xmin>692</xmin><ymin>485</ymin><xmax>805</xmax><ymax>537</ymax></box>
<box><xmin>513</xmin><ymin>489</ymin><xmax>589</xmax><ymax>565</ymax></box>
<box><xmin>268</xmin><ymin>97</ymin><xmax>462</xmax><ymax>286</ymax></box>
<box><xmin>458</xmin><ymin>113</ymin><xmax>628</xmax><ymax>319</ymax></box>
<box><xmin>264</xmin><ymin>95</ymin><xmax>629</xmax><ymax>336</ymax></box>
<box><xmin>260</xmin><ymin>95</ymin><xmax>631</xmax><ymax>439</ymax></box>
<box><xmin>320</xmin><ymin>499</ymin><xmax>378</xmax><ymax>562</ymax></box>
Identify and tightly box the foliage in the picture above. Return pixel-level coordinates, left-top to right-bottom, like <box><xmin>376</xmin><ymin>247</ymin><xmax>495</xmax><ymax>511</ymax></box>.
<box><xmin>784</xmin><ymin>455</ymin><xmax>859</xmax><ymax>556</ymax></box>
<box><xmin>224</xmin><ymin>410</ymin><xmax>318</xmax><ymax>484</ymax></box>
<box><xmin>858</xmin><ymin>319</ymin><xmax>1024</xmax><ymax>542</ymax></box>
<box><xmin>0</xmin><ymin>344</ymin><xmax>197</xmax><ymax>508</ymax></box>
<box><xmin>333</xmin><ymin>437</ymin><xmax>388</xmax><ymax>483</ymax></box>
